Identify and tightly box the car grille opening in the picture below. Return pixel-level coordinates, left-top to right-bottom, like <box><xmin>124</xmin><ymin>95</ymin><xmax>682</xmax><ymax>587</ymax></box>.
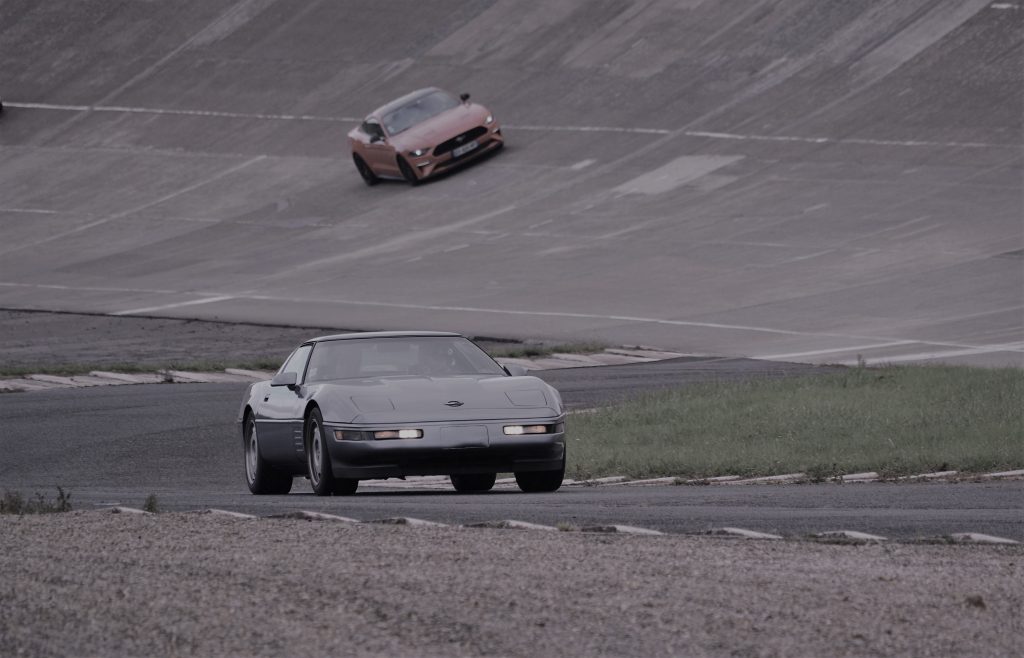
<box><xmin>433</xmin><ymin>126</ymin><xmax>489</xmax><ymax>157</ymax></box>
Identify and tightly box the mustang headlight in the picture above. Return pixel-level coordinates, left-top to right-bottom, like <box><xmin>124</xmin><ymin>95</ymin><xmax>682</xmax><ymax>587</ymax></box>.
<box><xmin>484</xmin><ymin>114</ymin><xmax>494</xmax><ymax>125</ymax></box>
<box><xmin>373</xmin><ymin>429</ymin><xmax>424</xmax><ymax>440</ymax></box>
<box><xmin>410</xmin><ymin>148</ymin><xmax>428</xmax><ymax>157</ymax></box>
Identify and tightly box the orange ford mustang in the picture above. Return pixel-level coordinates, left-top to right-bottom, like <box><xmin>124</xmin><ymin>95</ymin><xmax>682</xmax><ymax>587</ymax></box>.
<box><xmin>348</xmin><ymin>87</ymin><xmax>504</xmax><ymax>185</ymax></box>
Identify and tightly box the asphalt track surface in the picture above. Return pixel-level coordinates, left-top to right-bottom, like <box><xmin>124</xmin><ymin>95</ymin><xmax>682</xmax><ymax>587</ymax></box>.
<box><xmin>3</xmin><ymin>375</ymin><xmax>1021</xmax><ymax>541</ymax></box>
<box><xmin>0</xmin><ymin>0</ymin><xmax>1021</xmax><ymax>368</ymax></box>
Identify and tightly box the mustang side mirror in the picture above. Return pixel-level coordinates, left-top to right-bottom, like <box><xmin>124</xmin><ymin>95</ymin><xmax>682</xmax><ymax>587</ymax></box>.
<box><xmin>503</xmin><ymin>364</ymin><xmax>528</xmax><ymax>377</ymax></box>
<box><xmin>270</xmin><ymin>371</ymin><xmax>298</xmax><ymax>388</ymax></box>
<box><xmin>460</xmin><ymin>92</ymin><xmax>470</xmax><ymax>103</ymax></box>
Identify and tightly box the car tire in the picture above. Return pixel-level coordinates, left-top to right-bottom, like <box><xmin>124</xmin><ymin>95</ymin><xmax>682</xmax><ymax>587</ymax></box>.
<box><xmin>353</xmin><ymin>154</ymin><xmax>379</xmax><ymax>186</ymax></box>
<box><xmin>397</xmin><ymin>156</ymin><xmax>420</xmax><ymax>185</ymax></box>
<box><xmin>243</xmin><ymin>412</ymin><xmax>292</xmax><ymax>495</ymax></box>
<box><xmin>514</xmin><ymin>451</ymin><xmax>565</xmax><ymax>493</ymax></box>
<box><xmin>450</xmin><ymin>473</ymin><xmax>497</xmax><ymax>493</ymax></box>
<box><xmin>306</xmin><ymin>407</ymin><xmax>358</xmax><ymax>496</ymax></box>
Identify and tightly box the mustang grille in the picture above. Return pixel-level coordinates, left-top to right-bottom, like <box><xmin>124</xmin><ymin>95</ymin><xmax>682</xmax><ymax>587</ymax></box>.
<box><xmin>433</xmin><ymin>126</ymin><xmax>489</xmax><ymax>157</ymax></box>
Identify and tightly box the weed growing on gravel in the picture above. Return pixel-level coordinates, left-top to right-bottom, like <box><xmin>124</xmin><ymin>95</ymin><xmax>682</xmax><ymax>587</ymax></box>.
<box><xmin>0</xmin><ymin>487</ymin><xmax>72</xmax><ymax>514</ymax></box>
<box><xmin>485</xmin><ymin>342</ymin><xmax>607</xmax><ymax>360</ymax></box>
<box><xmin>143</xmin><ymin>494</ymin><xmax>159</xmax><ymax>513</ymax></box>
<box><xmin>567</xmin><ymin>365</ymin><xmax>1023</xmax><ymax>479</ymax></box>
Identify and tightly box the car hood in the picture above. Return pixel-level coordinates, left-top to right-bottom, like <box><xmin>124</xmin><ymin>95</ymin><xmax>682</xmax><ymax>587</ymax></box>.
<box><xmin>314</xmin><ymin>375</ymin><xmax>561</xmax><ymax>424</ymax></box>
<box><xmin>390</xmin><ymin>103</ymin><xmax>490</xmax><ymax>151</ymax></box>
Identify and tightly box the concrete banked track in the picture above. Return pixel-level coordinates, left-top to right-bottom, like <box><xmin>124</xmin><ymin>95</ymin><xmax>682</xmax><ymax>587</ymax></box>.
<box><xmin>0</xmin><ymin>0</ymin><xmax>1020</xmax><ymax>366</ymax></box>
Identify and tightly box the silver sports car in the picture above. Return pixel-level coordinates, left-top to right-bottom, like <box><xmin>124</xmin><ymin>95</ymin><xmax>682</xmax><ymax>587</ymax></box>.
<box><xmin>238</xmin><ymin>331</ymin><xmax>566</xmax><ymax>496</ymax></box>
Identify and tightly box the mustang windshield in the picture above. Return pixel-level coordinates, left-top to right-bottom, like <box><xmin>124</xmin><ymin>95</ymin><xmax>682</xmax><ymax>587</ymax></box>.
<box><xmin>382</xmin><ymin>90</ymin><xmax>460</xmax><ymax>136</ymax></box>
<box><xmin>305</xmin><ymin>336</ymin><xmax>506</xmax><ymax>382</ymax></box>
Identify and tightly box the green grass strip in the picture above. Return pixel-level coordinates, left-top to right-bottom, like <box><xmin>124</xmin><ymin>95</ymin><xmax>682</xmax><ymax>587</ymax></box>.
<box><xmin>567</xmin><ymin>365</ymin><xmax>1023</xmax><ymax>480</ymax></box>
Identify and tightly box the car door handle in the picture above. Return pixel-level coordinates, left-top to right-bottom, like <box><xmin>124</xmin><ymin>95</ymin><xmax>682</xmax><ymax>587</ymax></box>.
<box><xmin>263</xmin><ymin>395</ymin><xmax>270</xmax><ymax>402</ymax></box>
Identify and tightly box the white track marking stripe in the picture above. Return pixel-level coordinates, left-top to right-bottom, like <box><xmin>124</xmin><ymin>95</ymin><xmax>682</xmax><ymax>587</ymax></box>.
<box><xmin>2</xmin><ymin>282</ymin><xmax>1021</xmax><ymax>355</ymax></box>
<box><xmin>755</xmin><ymin>341</ymin><xmax>917</xmax><ymax>360</ymax></box>
<box><xmin>0</xmin><ymin>156</ymin><xmax>266</xmax><ymax>257</ymax></box>
<box><xmin>3</xmin><ymin>102</ymin><xmax>1010</xmax><ymax>149</ymax></box>
<box><xmin>112</xmin><ymin>296</ymin><xmax>236</xmax><ymax>316</ymax></box>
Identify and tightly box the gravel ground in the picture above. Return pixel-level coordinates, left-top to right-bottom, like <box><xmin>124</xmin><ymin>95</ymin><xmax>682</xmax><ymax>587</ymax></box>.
<box><xmin>1</xmin><ymin>513</ymin><xmax>1021</xmax><ymax>657</ymax></box>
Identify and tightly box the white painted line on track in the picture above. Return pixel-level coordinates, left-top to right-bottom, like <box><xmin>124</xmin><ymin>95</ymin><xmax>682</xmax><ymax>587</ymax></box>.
<box><xmin>0</xmin><ymin>156</ymin><xmax>267</xmax><ymax>258</ymax></box>
<box><xmin>5</xmin><ymin>101</ymin><xmax>1012</xmax><ymax>148</ymax></box>
<box><xmin>295</xmin><ymin>205</ymin><xmax>517</xmax><ymax>277</ymax></box>
<box><xmin>112</xmin><ymin>295</ymin><xmax>236</xmax><ymax>316</ymax></box>
<box><xmin>755</xmin><ymin>341</ymin><xmax>916</xmax><ymax>360</ymax></box>
<box><xmin>0</xmin><ymin>208</ymin><xmax>60</xmax><ymax>215</ymax></box>
<box><xmin>4</xmin><ymin>101</ymin><xmax>360</xmax><ymax>123</ymax></box>
<box><xmin>843</xmin><ymin>343</ymin><xmax>1024</xmax><ymax>365</ymax></box>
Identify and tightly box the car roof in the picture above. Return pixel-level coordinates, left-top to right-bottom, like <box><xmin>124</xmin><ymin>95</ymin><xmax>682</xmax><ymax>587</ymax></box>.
<box><xmin>367</xmin><ymin>87</ymin><xmax>446</xmax><ymax>120</ymax></box>
<box><xmin>306</xmin><ymin>330</ymin><xmax>463</xmax><ymax>344</ymax></box>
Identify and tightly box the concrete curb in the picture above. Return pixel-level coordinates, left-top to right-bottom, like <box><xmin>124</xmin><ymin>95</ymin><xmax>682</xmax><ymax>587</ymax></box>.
<box><xmin>465</xmin><ymin>519</ymin><xmax>559</xmax><ymax>531</ymax></box>
<box><xmin>370</xmin><ymin>517</ymin><xmax>449</xmax><ymax>528</ymax></box>
<box><xmin>269</xmin><ymin>510</ymin><xmax>360</xmax><ymax>523</ymax></box>
<box><xmin>947</xmin><ymin>533</ymin><xmax>1019</xmax><ymax>545</ymax></box>
<box><xmin>581</xmin><ymin>525</ymin><xmax>664</xmax><ymax>536</ymax></box>
<box><xmin>96</xmin><ymin>511</ymin><xmax>1023</xmax><ymax>544</ymax></box>
<box><xmin>0</xmin><ymin>346</ymin><xmax>684</xmax><ymax>393</ymax></box>
<box><xmin>707</xmin><ymin>527</ymin><xmax>784</xmax><ymax>540</ymax></box>
<box><xmin>814</xmin><ymin>530</ymin><xmax>888</xmax><ymax>543</ymax></box>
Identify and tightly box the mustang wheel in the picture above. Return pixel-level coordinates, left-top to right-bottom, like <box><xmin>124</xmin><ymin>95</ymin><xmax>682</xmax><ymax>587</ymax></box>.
<box><xmin>353</xmin><ymin>154</ymin><xmax>379</xmax><ymax>186</ymax></box>
<box><xmin>243</xmin><ymin>413</ymin><xmax>292</xmax><ymax>495</ymax></box>
<box><xmin>514</xmin><ymin>451</ymin><xmax>565</xmax><ymax>493</ymax></box>
<box><xmin>450</xmin><ymin>473</ymin><xmax>497</xmax><ymax>493</ymax></box>
<box><xmin>397</xmin><ymin>156</ymin><xmax>420</xmax><ymax>185</ymax></box>
<box><xmin>306</xmin><ymin>407</ymin><xmax>358</xmax><ymax>496</ymax></box>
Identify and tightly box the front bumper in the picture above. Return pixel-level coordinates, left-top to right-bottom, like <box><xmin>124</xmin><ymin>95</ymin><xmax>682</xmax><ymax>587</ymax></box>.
<box><xmin>324</xmin><ymin>417</ymin><xmax>563</xmax><ymax>479</ymax></box>
<box><xmin>408</xmin><ymin>125</ymin><xmax>504</xmax><ymax>179</ymax></box>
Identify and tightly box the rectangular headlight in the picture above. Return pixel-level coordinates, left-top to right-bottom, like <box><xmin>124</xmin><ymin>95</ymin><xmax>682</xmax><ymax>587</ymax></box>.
<box><xmin>373</xmin><ymin>429</ymin><xmax>424</xmax><ymax>440</ymax></box>
<box><xmin>503</xmin><ymin>424</ymin><xmax>550</xmax><ymax>436</ymax></box>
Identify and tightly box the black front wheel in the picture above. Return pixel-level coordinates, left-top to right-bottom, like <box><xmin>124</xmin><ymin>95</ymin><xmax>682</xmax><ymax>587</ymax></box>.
<box><xmin>306</xmin><ymin>408</ymin><xmax>358</xmax><ymax>496</ymax></box>
<box><xmin>243</xmin><ymin>413</ymin><xmax>292</xmax><ymax>495</ymax></box>
<box><xmin>353</xmin><ymin>154</ymin><xmax>379</xmax><ymax>186</ymax></box>
<box><xmin>450</xmin><ymin>473</ymin><xmax>497</xmax><ymax>493</ymax></box>
<box><xmin>397</xmin><ymin>156</ymin><xmax>420</xmax><ymax>185</ymax></box>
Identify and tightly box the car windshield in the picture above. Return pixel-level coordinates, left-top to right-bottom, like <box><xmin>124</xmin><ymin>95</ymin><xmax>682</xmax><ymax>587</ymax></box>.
<box><xmin>381</xmin><ymin>90</ymin><xmax>460</xmax><ymax>136</ymax></box>
<box><xmin>304</xmin><ymin>336</ymin><xmax>506</xmax><ymax>382</ymax></box>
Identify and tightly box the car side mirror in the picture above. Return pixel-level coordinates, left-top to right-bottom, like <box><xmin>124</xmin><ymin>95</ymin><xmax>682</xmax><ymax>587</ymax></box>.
<box><xmin>503</xmin><ymin>364</ymin><xmax>528</xmax><ymax>377</ymax></box>
<box><xmin>460</xmin><ymin>93</ymin><xmax>470</xmax><ymax>103</ymax></box>
<box><xmin>271</xmin><ymin>371</ymin><xmax>298</xmax><ymax>389</ymax></box>
<box><xmin>369</xmin><ymin>133</ymin><xmax>383</xmax><ymax>144</ymax></box>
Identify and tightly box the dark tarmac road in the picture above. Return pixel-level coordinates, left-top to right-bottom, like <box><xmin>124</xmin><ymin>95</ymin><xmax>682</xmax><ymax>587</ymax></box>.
<box><xmin>2</xmin><ymin>372</ymin><xmax>1020</xmax><ymax>540</ymax></box>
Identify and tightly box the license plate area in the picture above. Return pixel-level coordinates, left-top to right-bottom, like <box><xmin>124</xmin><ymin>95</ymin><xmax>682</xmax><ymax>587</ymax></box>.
<box><xmin>452</xmin><ymin>140</ymin><xmax>479</xmax><ymax>158</ymax></box>
<box><xmin>441</xmin><ymin>424</ymin><xmax>488</xmax><ymax>447</ymax></box>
